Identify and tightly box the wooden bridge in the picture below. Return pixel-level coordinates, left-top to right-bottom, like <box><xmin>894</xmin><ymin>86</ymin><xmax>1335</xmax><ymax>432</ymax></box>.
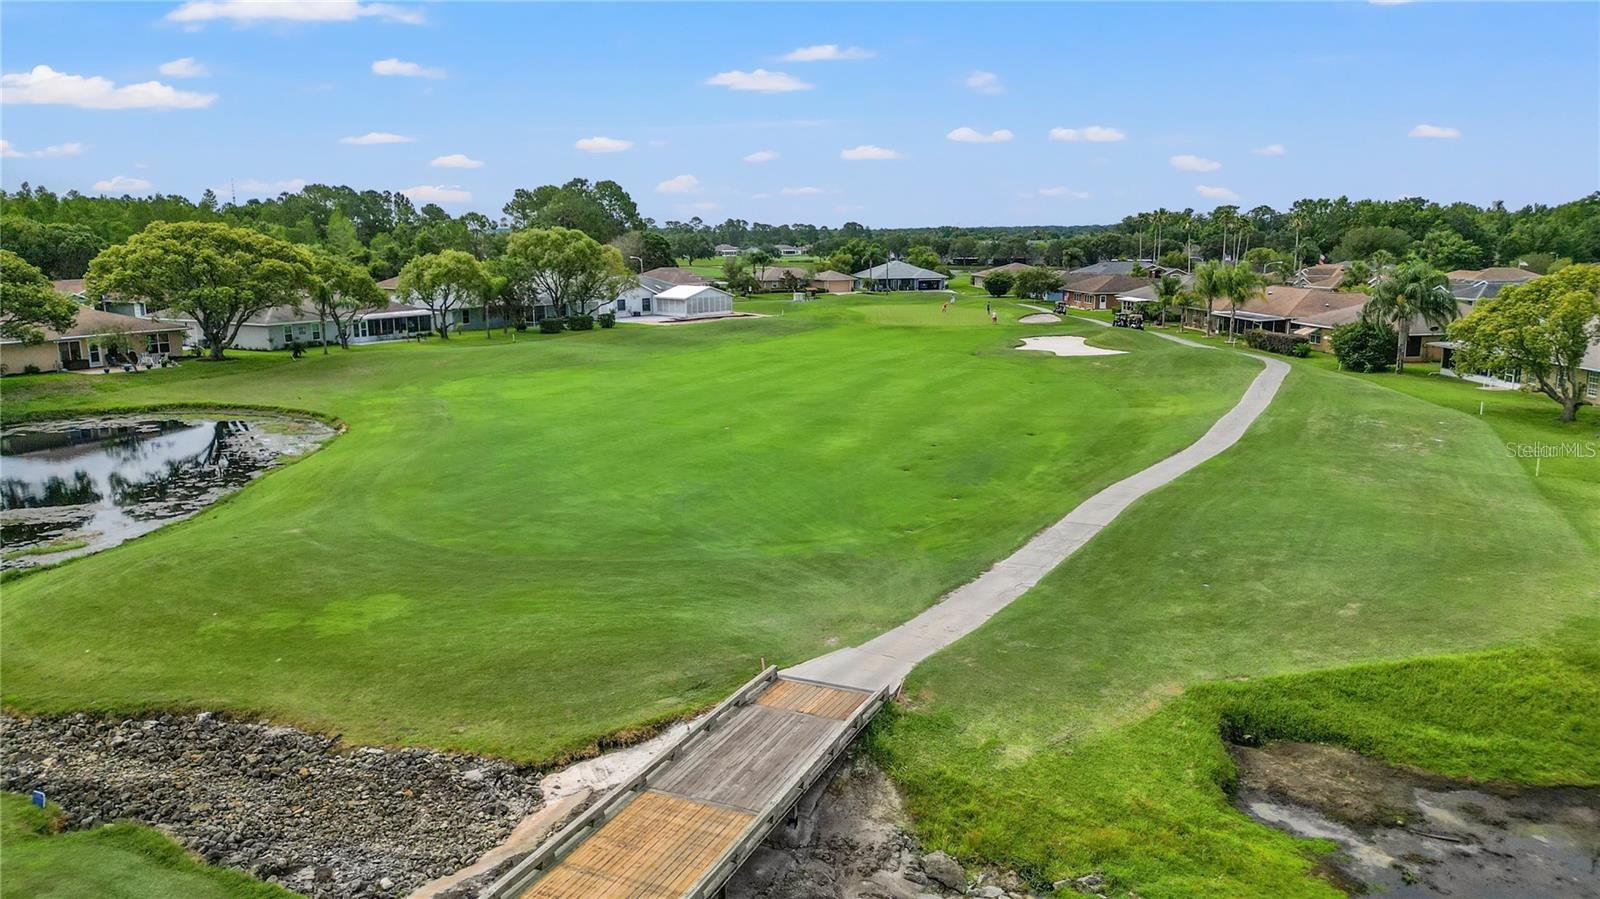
<box><xmin>482</xmin><ymin>668</ymin><xmax>887</xmax><ymax>899</ymax></box>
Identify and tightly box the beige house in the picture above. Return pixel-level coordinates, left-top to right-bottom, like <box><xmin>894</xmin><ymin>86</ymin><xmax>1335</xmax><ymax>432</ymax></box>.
<box><xmin>1</xmin><ymin>307</ymin><xmax>188</xmax><ymax>375</ymax></box>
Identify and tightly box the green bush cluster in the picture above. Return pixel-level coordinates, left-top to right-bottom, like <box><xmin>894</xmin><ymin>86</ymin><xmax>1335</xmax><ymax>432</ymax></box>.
<box><xmin>1243</xmin><ymin>330</ymin><xmax>1311</xmax><ymax>357</ymax></box>
<box><xmin>598</xmin><ymin>312</ymin><xmax>616</xmax><ymax>329</ymax></box>
<box><xmin>566</xmin><ymin>315</ymin><xmax>595</xmax><ymax>331</ymax></box>
<box><xmin>537</xmin><ymin>318</ymin><xmax>564</xmax><ymax>334</ymax></box>
<box><xmin>1330</xmin><ymin>320</ymin><xmax>1396</xmax><ymax>372</ymax></box>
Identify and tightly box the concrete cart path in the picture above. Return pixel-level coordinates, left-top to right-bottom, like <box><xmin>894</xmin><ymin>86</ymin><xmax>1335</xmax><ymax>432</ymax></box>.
<box><xmin>786</xmin><ymin>351</ymin><xmax>1291</xmax><ymax>692</ymax></box>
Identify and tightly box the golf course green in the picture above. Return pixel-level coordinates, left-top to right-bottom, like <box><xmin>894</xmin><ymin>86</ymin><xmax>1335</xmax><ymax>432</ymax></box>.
<box><xmin>0</xmin><ymin>294</ymin><xmax>1257</xmax><ymax>762</ymax></box>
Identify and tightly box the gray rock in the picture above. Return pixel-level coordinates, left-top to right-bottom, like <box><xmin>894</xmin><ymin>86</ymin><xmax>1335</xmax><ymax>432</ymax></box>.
<box><xmin>920</xmin><ymin>851</ymin><xmax>966</xmax><ymax>892</ymax></box>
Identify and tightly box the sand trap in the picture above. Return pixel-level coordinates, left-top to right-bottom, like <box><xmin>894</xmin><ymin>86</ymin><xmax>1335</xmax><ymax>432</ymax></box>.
<box><xmin>1016</xmin><ymin>335</ymin><xmax>1126</xmax><ymax>357</ymax></box>
<box><xmin>1018</xmin><ymin>312</ymin><xmax>1061</xmax><ymax>324</ymax></box>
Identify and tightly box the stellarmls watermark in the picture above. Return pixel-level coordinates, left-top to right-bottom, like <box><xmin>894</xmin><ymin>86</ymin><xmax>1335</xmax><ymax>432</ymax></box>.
<box><xmin>1505</xmin><ymin>441</ymin><xmax>1598</xmax><ymax>459</ymax></box>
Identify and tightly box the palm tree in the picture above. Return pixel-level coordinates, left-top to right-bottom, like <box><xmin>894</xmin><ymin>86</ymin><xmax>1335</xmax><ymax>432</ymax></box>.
<box><xmin>1193</xmin><ymin>261</ymin><xmax>1228</xmax><ymax>337</ymax></box>
<box><xmin>1224</xmin><ymin>265</ymin><xmax>1264</xmax><ymax>344</ymax></box>
<box><xmin>1152</xmin><ymin>272</ymin><xmax>1183</xmax><ymax>328</ymax></box>
<box><xmin>1364</xmin><ymin>261</ymin><xmax>1457</xmax><ymax>374</ymax></box>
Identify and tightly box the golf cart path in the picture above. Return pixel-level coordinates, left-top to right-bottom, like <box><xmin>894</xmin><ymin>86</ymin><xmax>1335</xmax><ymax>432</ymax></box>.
<box><xmin>787</xmin><ymin>345</ymin><xmax>1290</xmax><ymax>692</ymax></box>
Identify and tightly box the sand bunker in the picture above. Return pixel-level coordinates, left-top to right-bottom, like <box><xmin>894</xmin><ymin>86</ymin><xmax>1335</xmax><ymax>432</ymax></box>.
<box><xmin>1018</xmin><ymin>312</ymin><xmax>1061</xmax><ymax>324</ymax></box>
<box><xmin>1016</xmin><ymin>335</ymin><xmax>1126</xmax><ymax>357</ymax></box>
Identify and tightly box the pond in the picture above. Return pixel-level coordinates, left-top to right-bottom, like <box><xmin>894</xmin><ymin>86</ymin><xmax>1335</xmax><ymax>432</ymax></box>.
<box><xmin>1</xmin><ymin>416</ymin><xmax>335</xmax><ymax>570</ymax></box>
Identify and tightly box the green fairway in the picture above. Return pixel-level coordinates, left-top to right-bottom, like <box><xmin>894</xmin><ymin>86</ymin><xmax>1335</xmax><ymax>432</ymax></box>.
<box><xmin>0</xmin><ymin>794</ymin><xmax>293</xmax><ymax>899</ymax></box>
<box><xmin>0</xmin><ymin>294</ymin><xmax>1258</xmax><ymax>762</ymax></box>
<box><xmin>873</xmin><ymin>350</ymin><xmax>1600</xmax><ymax>897</ymax></box>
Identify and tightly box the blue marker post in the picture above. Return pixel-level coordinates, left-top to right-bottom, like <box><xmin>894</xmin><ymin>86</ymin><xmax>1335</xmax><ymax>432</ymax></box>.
<box><xmin>30</xmin><ymin>790</ymin><xmax>46</xmax><ymax>809</ymax></box>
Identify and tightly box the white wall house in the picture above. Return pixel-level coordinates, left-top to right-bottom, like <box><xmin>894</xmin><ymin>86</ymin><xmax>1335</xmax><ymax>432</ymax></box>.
<box><xmin>179</xmin><ymin>303</ymin><xmax>435</xmax><ymax>351</ymax></box>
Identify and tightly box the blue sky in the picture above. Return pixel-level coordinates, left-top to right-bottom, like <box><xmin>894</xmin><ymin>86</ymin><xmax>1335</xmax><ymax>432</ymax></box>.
<box><xmin>2</xmin><ymin>1</ymin><xmax>1596</xmax><ymax>227</ymax></box>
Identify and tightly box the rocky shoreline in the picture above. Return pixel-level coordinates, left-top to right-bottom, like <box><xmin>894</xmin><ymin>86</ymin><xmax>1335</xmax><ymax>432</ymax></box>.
<box><xmin>1</xmin><ymin>712</ymin><xmax>542</xmax><ymax>898</ymax></box>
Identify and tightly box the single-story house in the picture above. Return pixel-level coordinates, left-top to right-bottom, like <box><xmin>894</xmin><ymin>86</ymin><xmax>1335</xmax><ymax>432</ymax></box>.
<box><xmin>855</xmin><ymin>260</ymin><xmax>948</xmax><ymax>291</ymax></box>
<box><xmin>775</xmin><ymin>244</ymin><xmax>808</xmax><ymax>257</ymax></box>
<box><xmin>1111</xmin><ymin>273</ymin><xmax>1194</xmax><ymax>316</ymax></box>
<box><xmin>714</xmin><ymin>244</ymin><xmax>741</xmax><ymax>257</ymax></box>
<box><xmin>175</xmin><ymin>302</ymin><xmax>436</xmax><ymax>351</ymax></box>
<box><xmin>754</xmin><ymin>266</ymin><xmax>814</xmax><ymax>292</ymax></box>
<box><xmin>647</xmin><ymin>284</ymin><xmax>735</xmax><ymax>319</ymax></box>
<box><xmin>639</xmin><ymin>267</ymin><xmax>712</xmax><ymax>293</ymax></box>
<box><xmin>1184</xmin><ymin>285</ymin><xmax>1368</xmax><ymax>337</ymax></box>
<box><xmin>1436</xmin><ymin>333</ymin><xmax>1600</xmax><ymax>396</ymax></box>
<box><xmin>970</xmin><ymin>262</ymin><xmax>1032</xmax><ymax>288</ymax></box>
<box><xmin>1</xmin><ymin>307</ymin><xmax>188</xmax><ymax>374</ymax></box>
<box><xmin>811</xmin><ymin>270</ymin><xmax>857</xmax><ymax>294</ymax></box>
<box><xmin>1052</xmin><ymin>273</ymin><xmax>1150</xmax><ymax>310</ymax></box>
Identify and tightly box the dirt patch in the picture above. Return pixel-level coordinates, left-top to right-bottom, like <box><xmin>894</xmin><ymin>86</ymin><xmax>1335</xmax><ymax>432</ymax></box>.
<box><xmin>1231</xmin><ymin>741</ymin><xmax>1600</xmax><ymax>897</ymax></box>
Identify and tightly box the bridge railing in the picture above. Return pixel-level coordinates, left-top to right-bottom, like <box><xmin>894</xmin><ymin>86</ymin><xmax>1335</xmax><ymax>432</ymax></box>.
<box><xmin>684</xmin><ymin>676</ymin><xmax>890</xmax><ymax>898</ymax></box>
<box><xmin>480</xmin><ymin>665</ymin><xmax>780</xmax><ymax>899</ymax></box>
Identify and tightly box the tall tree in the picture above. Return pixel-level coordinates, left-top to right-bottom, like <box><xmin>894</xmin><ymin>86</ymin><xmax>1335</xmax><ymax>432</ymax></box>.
<box><xmin>0</xmin><ymin>250</ymin><xmax>79</xmax><ymax>346</ymax></box>
<box><xmin>1448</xmin><ymin>264</ymin><xmax>1600</xmax><ymax>421</ymax></box>
<box><xmin>501</xmin><ymin>179</ymin><xmax>642</xmax><ymax>243</ymax></box>
<box><xmin>395</xmin><ymin>249</ymin><xmax>487</xmax><ymax>339</ymax></box>
<box><xmin>1192</xmin><ymin>261</ymin><xmax>1229</xmax><ymax>337</ymax></box>
<box><xmin>1363</xmin><ymin>261</ymin><xmax>1457</xmax><ymax>373</ymax></box>
<box><xmin>1224</xmin><ymin>264</ymin><xmax>1264</xmax><ymax>344</ymax></box>
<box><xmin>500</xmin><ymin>226</ymin><xmax>633</xmax><ymax>318</ymax></box>
<box><xmin>1011</xmin><ymin>267</ymin><xmax>1064</xmax><ymax>300</ymax></box>
<box><xmin>86</xmin><ymin>222</ymin><xmax>315</xmax><ymax>360</ymax></box>
<box><xmin>1150</xmin><ymin>272</ymin><xmax>1184</xmax><ymax>327</ymax></box>
<box><xmin>309</xmin><ymin>251</ymin><xmax>385</xmax><ymax>351</ymax></box>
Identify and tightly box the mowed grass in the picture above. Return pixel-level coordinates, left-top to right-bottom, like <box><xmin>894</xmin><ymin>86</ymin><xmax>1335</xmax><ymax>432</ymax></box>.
<box><xmin>0</xmin><ymin>793</ymin><xmax>293</xmax><ymax>899</ymax></box>
<box><xmin>0</xmin><ymin>294</ymin><xmax>1259</xmax><ymax>762</ymax></box>
<box><xmin>873</xmin><ymin>349</ymin><xmax>1600</xmax><ymax>897</ymax></box>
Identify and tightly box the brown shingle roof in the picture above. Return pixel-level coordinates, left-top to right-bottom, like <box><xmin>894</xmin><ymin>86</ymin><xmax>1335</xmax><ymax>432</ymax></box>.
<box><xmin>975</xmin><ymin>262</ymin><xmax>1033</xmax><ymax>277</ymax></box>
<box><xmin>640</xmin><ymin>267</ymin><xmax>710</xmax><ymax>286</ymax></box>
<box><xmin>2</xmin><ymin>307</ymin><xmax>187</xmax><ymax>345</ymax></box>
<box><xmin>755</xmin><ymin>266</ymin><xmax>812</xmax><ymax>282</ymax></box>
<box><xmin>811</xmin><ymin>270</ymin><xmax>854</xmax><ymax>282</ymax></box>
<box><xmin>376</xmin><ymin>276</ymin><xmax>401</xmax><ymax>290</ymax></box>
<box><xmin>51</xmin><ymin>278</ymin><xmax>86</xmax><ymax>296</ymax></box>
<box><xmin>1445</xmin><ymin>267</ymin><xmax>1536</xmax><ymax>283</ymax></box>
<box><xmin>1060</xmin><ymin>273</ymin><xmax>1149</xmax><ymax>295</ymax></box>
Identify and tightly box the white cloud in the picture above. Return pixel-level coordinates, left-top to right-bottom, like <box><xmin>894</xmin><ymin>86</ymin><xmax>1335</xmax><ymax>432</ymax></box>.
<box><xmin>656</xmin><ymin>174</ymin><xmax>700</xmax><ymax>194</ymax></box>
<box><xmin>965</xmin><ymin>70</ymin><xmax>1003</xmax><ymax>94</ymax></box>
<box><xmin>1170</xmin><ymin>154</ymin><xmax>1221</xmax><ymax>172</ymax></box>
<box><xmin>371</xmin><ymin>58</ymin><xmax>445</xmax><ymax>79</ymax></box>
<box><xmin>1049</xmin><ymin>125</ymin><xmax>1126</xmax><ymax>143</ymax></box>
<box><xmin>1252</xmin><ymin>143</ymin><xmax>1286</xmax><ymax>156</ymax></box>
<box><xmin>1037</xmin><ymin>186</ymin><xmax>1091</xmax><ymax>199</ymax></box>
<box><xmin>402</xmin><ymin>184</ymin><xmax>471</xmax><ymax>204</ymax></box>
<box><xmin>226</xmin><ymin>177</ymin><xmax>309</xmax><ymax>194</ymax></box>
<box><xmin>743</xmin><ymin>149</ymin><xmax>778</xmax><ymax>163</ymax></box>
<box><xmin>840</xmin><ymin>144</ymin><xmax>901</xmax><ymax>160</ymax></box>
<box><xmin>1195</xmin><ymin>185</ymin><xmax>1240</xmax><ymax>200</ymax></box>
<box><xmin>946</xmin><ymin>126</ymin><xmax>1013</xmax><ymax>144</ymax></box>
<box><xmin>339</xmin><ymin>131</ymin><xmax>413</xmax><ymax>145</ymax></box>
<box><xmin>685</xmin><ymin>201</ymin><xmax>720</xmax><ymax>212</ymax></box>
<box><xmin>0</xmin><ymin>139</ymin><xmax>86</xmax><ymax>158</ymax></box>
<box><xmin>0</xmin><ymin>65</ymin><xmax>216</xmax><ymax>109</ymax></box>
<box><xmin>93</xmin><ymin>175</ymin><xmax>153</xmax><ymax>193</ymax></box>
<box><xmin>430</xmin><ymin>153</ymin><xmax>483</xmax><ymax>169</ymax></box>
<box><xmin>750</xmin><ymin>193</ymin><xmax>771</xmax><ymax>200</ymax></box>
<box><xmin>781</xmin><ymin>44</ymin><xmax>874</xmax><ymax>62</ymax></box>
<box><xmin>1409</xmin><ymin>123</ymin><xmax>1461</xmax><ymax>139</ymax></box>
<box><xmin>158</xmin><ymin>57</ymin><xmax>208</xmax><ymax>78</ymax></box>
<box><xmin>705</xmin><ymin>69</ymin><xmax>813</xmax><ymax>93</ymax></box>
<box><xmin>781</xmin><ymin>186</ymin><xmax>824</xmax><ymax>196</ymax></box>
<box><xmin>574</xmin><ymin>135</ymin><xmax>632</xmax><ymax>153</ymax></box>
<box><xmin>166</xmin><ymin>1</ymin><xmax>424</xmax><ymax>27</ymax></box>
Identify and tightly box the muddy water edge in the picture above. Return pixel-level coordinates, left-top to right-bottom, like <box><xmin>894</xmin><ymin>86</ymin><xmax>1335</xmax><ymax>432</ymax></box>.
<box><xmin>1230</xmin><ymin>740</ymin><xmax>1600</xmax><ymax>897</ymax></box>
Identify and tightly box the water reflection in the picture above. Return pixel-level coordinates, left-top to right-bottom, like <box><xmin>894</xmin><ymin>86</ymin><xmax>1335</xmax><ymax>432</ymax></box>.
<box><xmin>1</xmin><ymin>421</ymin><xmax>249</xmax><ymax>514</ymax></box>
<box><xmin>0</xmin><ymin>419</ymin><xmax>310</xmax><ymax>567</ymax></box>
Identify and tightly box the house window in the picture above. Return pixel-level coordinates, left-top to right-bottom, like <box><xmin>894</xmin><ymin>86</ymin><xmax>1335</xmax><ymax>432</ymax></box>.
<box><xmin>462</xmin><ymin>309</ymin><xmax>472</xmax><ymax>324</ymax></box>
<box><xmin>146</xmin><ymin>333</ymin><xmax>172</xmax><ymax>355</ymax></box>
<box><xmin>1587</xmin><ymin>370</ymin><xmax>1599</xmax><ymax>400</ymax></box>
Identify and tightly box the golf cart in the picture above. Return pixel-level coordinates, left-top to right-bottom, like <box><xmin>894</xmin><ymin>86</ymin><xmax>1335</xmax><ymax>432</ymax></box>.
<box><xmin>1112</xmin><ymin>310</ymin><xmax>1145</xmax><ymax>330</ymax></box>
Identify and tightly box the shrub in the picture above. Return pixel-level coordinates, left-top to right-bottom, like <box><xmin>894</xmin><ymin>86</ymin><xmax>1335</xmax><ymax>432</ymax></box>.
<box><xmin>537</xmin><ymin>318</ymin><xmax>564</xmax><ymax>334</ymax></box>
<box><xmin>567</xmin><ymin>314</ymin><xmax>595</xmax><ymax>331</ymax></box>
<box><xmin>981</xmin><ymin>271</ymin><xmax>1015</xmax><ymax>297</ymax></box>
<box><xmin>598</xmin><ymin>312</ymin><xmax>616</xmax><ymax>329</ymax></box>
<box><xmin>23</xmin><ymin>363</ymin><xmax>41</xmax><ymax>375</ymax></box>
<box><xmin>1330</xmin><ymin>320</ymin><xmax>1397</xmax><ymax>372</ymax></box>
<box><xmin>1243</xmin><ymin>330</ymin><xmax>1311</xmax><ymax>357</ymax></box>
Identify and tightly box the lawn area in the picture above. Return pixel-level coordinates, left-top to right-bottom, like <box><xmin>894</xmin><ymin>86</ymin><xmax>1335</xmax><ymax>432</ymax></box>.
<box><xmin>872</xmin><ymin>339</ymin><xmax>1600</xmax><ymax>897</ymax></box>
<box><xmin>0</xmin><ymin>793</ymin><xmax>293</xmax><ymax>899</ymax></box>
<box><xmin>0</xmin><ymin>293</ymin><xmax>1259</xmax><ymax>763</ymax></box>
